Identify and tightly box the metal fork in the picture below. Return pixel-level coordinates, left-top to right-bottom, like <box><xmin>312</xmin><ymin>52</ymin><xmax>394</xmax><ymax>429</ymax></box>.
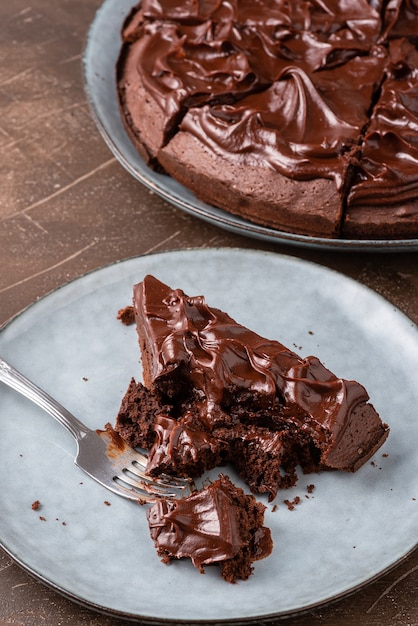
<box><xmin>0</xmin><ymin>358</ymin><xmax>195</xmax><ymax>503</ymax></box>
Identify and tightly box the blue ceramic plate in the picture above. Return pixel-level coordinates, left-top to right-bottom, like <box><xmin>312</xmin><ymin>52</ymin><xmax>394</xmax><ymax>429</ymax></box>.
<box><xmin>0</xmin><ymin>249</ymin><xmax>417</xmax><ymax>622</ymax></box>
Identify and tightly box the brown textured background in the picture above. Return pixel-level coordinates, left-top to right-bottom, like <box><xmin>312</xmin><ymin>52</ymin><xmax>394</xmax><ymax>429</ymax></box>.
<box><xmin>0</xmin><ymin>1</ymin><xmax>417</xmax><ymax>624</ymax></box>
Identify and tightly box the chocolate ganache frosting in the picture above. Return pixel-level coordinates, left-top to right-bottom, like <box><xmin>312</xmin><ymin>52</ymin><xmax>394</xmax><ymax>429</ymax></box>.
<box><xmin>117</xmin><ymin>0</ymin><xmax>418</xmax><ymax>238</ymax></box>
<box><xmin>133</xmin><ymin>275</ymin><xmax>389</xmax><ymax>475</ymax></box>
<box><xmin>146</xmin><ymin>414</ymin><xmax>225</xmax><ymax>476</ymax></box>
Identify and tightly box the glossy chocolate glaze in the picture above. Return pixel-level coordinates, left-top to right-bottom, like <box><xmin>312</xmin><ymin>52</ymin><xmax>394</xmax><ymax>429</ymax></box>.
<box><xmin>119</xmin><ymin>0</ymin><xmax>418</xmax><ymax>218</ymax></box>
<box><xmin>134</xmin><ymin>275</ymin><xmax>388</xmax><ymax>469</ymax></box>
<box><xmin>146</xmin><ymin>474</ymin><xmax>272</xmax><ymax>575</ymax></box>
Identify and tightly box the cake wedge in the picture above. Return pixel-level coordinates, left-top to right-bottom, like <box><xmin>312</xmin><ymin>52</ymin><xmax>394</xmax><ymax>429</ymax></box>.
<box><xmin>115</xmin><ymin>275</ymin><xmax>389</xmax><ymax>501</ymax></box>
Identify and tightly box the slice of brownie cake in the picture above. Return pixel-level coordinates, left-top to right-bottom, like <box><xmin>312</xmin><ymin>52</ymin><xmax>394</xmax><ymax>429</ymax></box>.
<box><xmin>115</xmin><ymin>275</ymin><xmax>389</xmax><ymax>501</ymax></box>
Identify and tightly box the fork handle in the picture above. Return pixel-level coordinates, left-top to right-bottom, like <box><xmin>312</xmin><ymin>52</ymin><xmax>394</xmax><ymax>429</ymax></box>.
<box><xmin>0</xmin><ymin>357</ymin><xmax>90</xmax><ymax>441</ymax></box>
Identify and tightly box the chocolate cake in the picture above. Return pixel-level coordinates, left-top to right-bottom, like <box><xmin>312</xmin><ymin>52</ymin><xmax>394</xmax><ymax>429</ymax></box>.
<box><xmin>117</xmin><ymin>0</ymin><xmax>418</xmax><ymax>240</ymax></box>
<box><xmin>115</xmin><ymin>275</ymin><xmax>389</xmax><ymax>501</ymax></box>
<box><xmin>147</xmin><ymin>473</ymin><xmax>273</xmax><ymax>582</ymax></box>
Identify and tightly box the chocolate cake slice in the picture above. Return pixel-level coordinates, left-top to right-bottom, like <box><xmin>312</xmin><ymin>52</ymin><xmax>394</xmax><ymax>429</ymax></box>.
<box><xmin>115</xmin><ymin>275</ymin><xmax>389</xmax><ymax>501</ymax></box>
<box><xmin>146</xmin><ymin>473</ymin><xmax>273</xmax><ymax>582</ymax></box>
<box><xmin>343</xmin><ymin>38</ymin><xmax>418</xmax><ymax>239</ymax></box>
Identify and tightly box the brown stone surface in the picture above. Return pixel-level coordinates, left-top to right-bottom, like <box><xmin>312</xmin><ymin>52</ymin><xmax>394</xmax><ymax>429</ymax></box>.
<box><xmin>0</xmin><ymin>1</ymin><xmax>417</xmax><ymax>624</ymax></box>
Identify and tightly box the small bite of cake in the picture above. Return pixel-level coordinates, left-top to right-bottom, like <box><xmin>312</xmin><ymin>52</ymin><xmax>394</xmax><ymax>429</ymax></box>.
<box><xmin>146</xmin><ymin>474</ymin><xmax>273</xmax><ymax>582</ymax></box>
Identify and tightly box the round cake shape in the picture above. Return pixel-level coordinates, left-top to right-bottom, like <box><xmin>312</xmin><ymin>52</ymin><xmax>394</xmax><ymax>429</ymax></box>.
<box><xmin>117</xmin><ymin>0</ymin><xmax>418</xmax><ymax>239</ymax></box>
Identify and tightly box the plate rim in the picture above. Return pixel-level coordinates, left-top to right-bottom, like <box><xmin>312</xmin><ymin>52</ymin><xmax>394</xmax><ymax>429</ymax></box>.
<box><xmin>0</xmin><ymin>539</ymin><xmax>417</xmax><ymax>625</ymax></box>
<box><xmin>81</xmin><ymin>0</ymin><xmax>418</xmax><ymax>253</ymax></box>
<box><xmin>1</xmin><ymin>247</ymin><xmax>417</xmax><ymax>623</ymax></box>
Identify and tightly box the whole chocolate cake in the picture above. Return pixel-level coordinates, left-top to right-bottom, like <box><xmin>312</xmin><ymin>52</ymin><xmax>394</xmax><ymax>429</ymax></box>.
<box><xmin>115</xmin><ymin>275</ymin><xmax>389</xmax><ymax>501</ymax></box>
<box><xmin>117</xmin><ymin>0</ymin><xmax>418</xmax><ymax>240</ymax></box>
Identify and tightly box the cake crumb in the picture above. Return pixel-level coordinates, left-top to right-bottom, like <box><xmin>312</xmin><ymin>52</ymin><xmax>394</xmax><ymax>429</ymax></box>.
<box><xmin>39</xmin><ymin>516</ymin><xmax>46</xmax><ymax>522</ymax></box>
<box><xmin>284</xmin><ymin>496</ymin><xmax>301</xmax><ymax>511</ymax></box>
<box><xmin>271</xmin><ymin>504</ymin><xmax>278</xmax><ymax>512</ymax></box>
<box><xmin>117</xmin><ymin>306</ymin><xmax>135</xmax><ymax>325</ymax></box>
<box><xmin>305</xmin><ymin>483</ymin><xmax>315</xmax><ymax>499</ymax></box>
<box><xmin>82</xmin><ymin>376</ymin><xmax>88</xmax><ymax>382</ymax></box>
<box><xmin>104</xmin><ymin>500</ymin><xmax>111</xmax><ymax>506</ymax></box>
<box><xmin>32</xmin><ymin>500</ymin><xmax>41</xmax><ymax>510</ymax></box>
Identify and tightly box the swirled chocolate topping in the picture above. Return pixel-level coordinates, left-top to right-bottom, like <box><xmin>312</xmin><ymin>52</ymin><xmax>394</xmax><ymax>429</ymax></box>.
<box><xmin>146</xmin><ymin>473</ymin><xmax>272</xmax><ymax>580</ymax></box>
<box><xmin>132</xmin><ymin>275</ymin><xmax>389</xmax><ymax>473</ymax></box>
<box><xmin>177</xmin><ymin>51</ymin><xmax>385</xmax><ymax>187</ymax></box>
